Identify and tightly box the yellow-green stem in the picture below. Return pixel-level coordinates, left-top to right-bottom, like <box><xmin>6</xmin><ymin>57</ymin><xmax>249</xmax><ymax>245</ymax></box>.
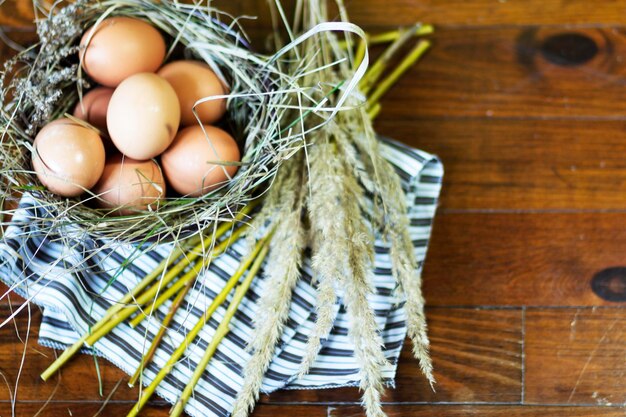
<box><xmin>129</xmin><ymin>224</ymin><xmax>249</xmax><ymax>328</ymax></box>
<box><xmin>126</xmin><ymin>236</ymin><xmax>268</xmax><ymax>417</ymax></box>
<box><xmin>368</xmin><ymin>24</ymin><xmax>433</xmax><ymax>45</ymax></box>
<box><xmin>128</xmin><ymin>276</ymin><xmax>194</xmax><ymax>388</ymax></box>
<box><xmin>85</xmin><ymin>224</ymin><xmax>247</xmax><ymax>343</ymax></box>
<box><xmin>367</xmin><ymin>40</ymin><xmax>431</xmax><ymax>108</ymax></box>
<box><xmin>40</xmin><ymin>223</ymin><xmax>249</xmax><ymax>381</ymax></box>
<box><xmin>129</xmin><ymin>278</ymin><xmax>189</xmax><ymax>329</ymax></box>
<box><xmin>39</xmin><ymin>236</ymin><xmax>197</xmax><ymax>382</ymax></box>
<box><xmin>367</xmin><ymin>102</ymin><xmax>382</xmax><ymax>120</ymax></box>
<box><xmin>128</xmin><ymin>200</ymin><xmax>257</xmax><ymax>314</ymax></box>
<box><xmin>169</xmin><ymin>241</ymin><xmax>270</xmax><ymax>417</ymax></box>
<box><xmin>354</xmin><ymin>35</ymin><xmax>368</xmax><ymax>68</ymax></box>
<box><xmin>338</xmin><ymin>24</ymin><xmax>433</xmax><ymax>49</ymax></box>
<box><xmin>359</xmin><ymin>24</ymin><xmax>418</xmax><ymax>95</ymax></box>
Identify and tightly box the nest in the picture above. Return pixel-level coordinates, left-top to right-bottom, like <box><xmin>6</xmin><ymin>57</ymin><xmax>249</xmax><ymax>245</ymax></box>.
<box><xmin>0</xmin><ymin>0</ymin><xmax>315</xmax><ymax>244</ymax></box>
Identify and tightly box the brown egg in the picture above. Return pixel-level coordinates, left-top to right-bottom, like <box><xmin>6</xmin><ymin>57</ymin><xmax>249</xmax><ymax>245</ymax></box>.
<box><xmin>92</xmin><ymin>154</ymin><xmax>166</xmax><ymax>215</ymax></box>
<box><xmin>72</xmin><ymin>87</ymin><xmax>113</xmax><ymax>132</ymax></box>
<box><xmin>107</xmin><ymin>73</ymin><xmax>181</xmax><ymax>160</ymax></box>
<box><xmin>161</xmin><ymin>125</ymin><xmax>240</xmax><ymax>197</ymax></box>
<box><xmin>157</xmin><ymin>60</ymin><xmax>228</xmax><ymax>126</ymax></box>
<box><xmin>80</xmin><ymin>17</ymin><xmax>166</xmax><ymax>87</ymax></box>
<box><xmin>72</xmin><ymin>87</ymin><xmax>117</xmax><ymax>153</ymax></box>
<box><xmin>32</xmin><ymin>118</ymin><xmax>105</xmax><ymax>197</ymax></box>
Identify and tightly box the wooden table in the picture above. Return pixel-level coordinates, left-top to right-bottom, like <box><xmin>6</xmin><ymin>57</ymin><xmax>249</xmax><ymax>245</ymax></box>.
<box><xmin>2</xmin><ymin>1</ymin><xmax>626</xmax><ymax>416</ymax></box>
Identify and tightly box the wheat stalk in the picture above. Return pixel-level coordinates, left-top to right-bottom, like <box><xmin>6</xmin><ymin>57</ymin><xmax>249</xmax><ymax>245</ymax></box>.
<box><xmin>350</xmin><ymin>120</ymin><xmax>435</xmax><ymax>387</ymax></box>
<box><xmin>232</xmin><ymin>155</ymin><xmax>307</xmax><ymax>417</ymax></box>
<box><xmin>341</xmin><ymin>140</ymin><xmax>389</xmax><ymax>417</ymax></box>
<box><xmin>297</xmin><ymin>136</ymin><xmax>347</xmax><ymax>376</ymax></box>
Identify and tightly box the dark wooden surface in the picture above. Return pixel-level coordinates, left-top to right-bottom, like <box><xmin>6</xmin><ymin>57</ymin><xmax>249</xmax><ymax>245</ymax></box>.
<box><xmin>2</xmin><ymin>1</ymin><xmax>626</xmax><ymax>416</ymax></box>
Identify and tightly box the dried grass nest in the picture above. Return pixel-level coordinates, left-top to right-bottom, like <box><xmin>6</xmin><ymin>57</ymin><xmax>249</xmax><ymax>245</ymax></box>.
<box><xmin>0</xmin><ymin>0</ymin><xmax>314</xmax><ymax>244</ymax></box>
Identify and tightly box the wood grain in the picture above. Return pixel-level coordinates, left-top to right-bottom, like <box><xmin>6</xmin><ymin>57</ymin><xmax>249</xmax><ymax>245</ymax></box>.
<box><xmin>0</xmin><ymin>0</ymin><xmax>35</xmax><ymax>29</ymax></box>
<box><xmin>0</xmin><ymin>29</ymin><xmax>36</xmax><ymax>57</ymax></box>
<box><xmin>525</xmin><ymin>308</ymin><xmax>626</xmax><ymax>405</ymax></box>
<box><xmin>0</xmin><ymin>0</ymin><xmax>244</xmax><ymax>30</ymax></box>
<box><xmin>343</xmin><ymin>1</ymin><xmax>626</xmax><ymax>27</ymax></box>
<box><xmin>377</xmin><ymin>119</ymin><xmax>626</xmax><ymax>211</ymax></box>
<box><xmin>0</xmin><ymin>402</ymin><xmax>328</xmax><ymax>417</ymax></box>
<box><xmin>374</xmin><ymin>26</ymin><xmax>626</xmax><ymax>120</ymax></box>
<box><xmin>241</xmin><ymin>0</ymin><xmax>626</xmax><ymax>27</ymax></box>
<box><xmin>0</xmin><ymin>283</ymin><xmax>24</xmax><ymax>306</ymax></box>
<box><xmin>424</xmin><ymin>213</ymin><xmax>626</xmax><ymax>306</ymax></box>
<box><xmin>0</xmin><ymin>306</ymin><xmax>145</xmax><ymax>402</ymax></box>
<box><xmin>330</xmin><ymin>405</ymin><xmax>626</xmax><ymax>417</ymax></box>
<box><xmin>262</xmin><ymin>308</ymin><xmax>522</xmax><ymax>404</ymax></box>
<box><xmin>0</xmin><ymin>306</ymin><xmax>522</xmax><ymax>404</ymax></box>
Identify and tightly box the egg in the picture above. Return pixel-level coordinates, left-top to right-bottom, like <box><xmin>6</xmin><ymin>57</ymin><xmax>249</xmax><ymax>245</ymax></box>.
<box><xmin>80</xmin><ymin>17</ymin><xmax>166</xmax><ymax>87</ymax></box>
<box><xmin>161</xmin><ymin>125</ymin><xmax>240</xmax><ymax>197</ymax></box>
<box><xmin>72</xmin><ymin>87</ymin><xmax>115</xmax><ymax>150</ymax></box>
<box><xmin>157</xmin><ymin>60</ymin><xmax>228</xmax><ymax>126</ymax></box>
<box><xmin>92</xmin><ymin>154</ymin><xmax>166</xmax><ymax>215</ymax></box>
<box><xmin>32</xmin><ymin>118</ymin><xmax>105</xmax><ymax>197</ymax></box>
<box><xmin>107</xmin><ymin>73</ymin><xmax>181</xmax><ymax>160</ymax></box>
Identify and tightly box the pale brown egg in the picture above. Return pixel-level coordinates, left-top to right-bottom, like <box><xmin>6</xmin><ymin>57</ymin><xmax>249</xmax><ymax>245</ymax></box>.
<box><xmin>157</xmin><ymin>60</ymin><xmax>228</xmax><ymax>126</ymax></box>
<box><xmin>72</xmin><ymin>87</ymin><xmax>116</xmax><ymax>153</ymax></box>
<box><xmin>32</xmin><ymin>118</ymin><xmax>105</xmax><ymax>197</ymax></box>
<box><xmin>72</xmin><ymin>87</ymin><xmax>113</xmax><ymax>132</ymax></box>
<box><xmin>92</xmin><ymin>154</ymin><xmax>166</xmax><ymax>215</ymax></box>
<box><xmin>161</xmin><ymin>125</ymin><xmax>240</xmax><ymax>197</ymax></box>
<box><xmin>80</xmin><ymin>17</ymin><xmax>166</xmax><ymax>87</ymax></box>
<box><xmin>107</xmin><ymin>73</ymin><xmax>181</xmax><ymax>160</ymax></box>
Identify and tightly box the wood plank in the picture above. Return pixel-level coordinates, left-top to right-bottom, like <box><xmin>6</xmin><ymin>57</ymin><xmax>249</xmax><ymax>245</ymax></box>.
<box><xmin>330</xmin><ymin>405</ymin><xmax>626</xmax><ymax>417</ymax></box>
<box><xmin>340</xmin><ymin>1</ymin><xmax>626</xmax><ymax>27</ymax></box>
<box><xmin>0</xmin><ymin>402</ymin><xmax>327</xmax><ymax>417</ymax></box>
<box><xmin>10</xmin><ymin>0</ymin><xmax>626</xmax><ymax>30</ymax></box>
<box><xmin>262</xmin><ymin>308</ymin><xmax>521</xmax><ymax>404</ymax></box>
<box><xmin>0</xmin><ymin>29</ymin><xmax>36</xmax><ymax>59</ymax></box>
<box><xmin>0</xmin><ymin>305</ymin><xmax>522</xmax><ymax>404</ymax></box>
<box><xmin>0</xmin><ymin>0</ymin><xmax>244</xmax><ymax>29</ymax></box>
<box><xmin>525</xmin><ymin>308</ymin><xmax>626</xmax><ymax>405</ymax></box>
<box><xmin>424</xmin><ymin>213</ymin><xmax>626</xmax><ymax>306</ymax></box>
<box><xmin>0</xmin><ymin>0</ymin><xmax>35</xmax><ymax>29</ymax></box>
<box><xmin>377</xmin><ymin>119</ymin><xmax>626</xmax><ymax>210</ymax></box>
<box><xmin>239</xmin><ymin>0</ymin><xmax>626</xmax><ymax>28</ymax></box>
<box><xmin>373</xmin><ymin>26</ymin><xmax>626</xmax><ymax>119</ymax></box>
<box><xmin>0</xmin><ymin>402</ymin><xmax>170</xmax><ymax>417</ymax></box>
<box><xmin>0</xmin><ymin>306</ymin><xmax>159</xmax><ymax>402</ymax></box>
<box><xmin>0</xmin><ymin>283</ymin><xmax>25</xmax><ymax>305</ymax></box>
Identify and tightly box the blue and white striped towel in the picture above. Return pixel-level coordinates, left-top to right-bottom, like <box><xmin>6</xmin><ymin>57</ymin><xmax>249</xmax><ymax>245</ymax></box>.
<box><xmin>0</xmin><ymin>138</ymin><xmax>442</xmax><ymax>417</ymax></box>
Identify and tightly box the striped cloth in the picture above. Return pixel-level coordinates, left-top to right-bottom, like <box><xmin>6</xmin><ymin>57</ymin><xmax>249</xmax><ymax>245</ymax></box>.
<box><xmin>0</xmin><ymin>138</ymin><xmax>442</xmax><ymax>417</ymax></box>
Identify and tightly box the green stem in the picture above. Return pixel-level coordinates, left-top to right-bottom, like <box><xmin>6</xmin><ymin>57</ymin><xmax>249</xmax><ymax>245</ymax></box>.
<box><xmin>354</xmin><ymin>34</ymin><xmax>368</xmax><ymax>69</ymax></box>
<box><xmin>39</xmin><ymin>237</ymin><xmax>196</xmax><ymax>382</ymax></box>
<box><xmin>130</xmin><ymin>223</ymin><xmax>249</xmax><ymax>328</ymax></box>
<box><xmin>367</xmin><ymin>40</ymin><xmax>431</xmax><ymax>108</ymax></box>
<box><xmin>368</xmin><ymin>24</ymin><xmax>433</xmax><ymax>44</ymax></box>
<box><xmin>170</xmin><ymin>240</ymin><xmax>269</xmax><ymax>417</ymax></box>
<box><xmin>367</xmin><ymin>102</ymin><xmax>382</xmax><ymax>120</ymax></box>
<box><xmin>337</xmin><ymin>24</ymin><xmax>433</xmax><ymax>49</ymax></box>
<box><xmin>40</xmin><ymin>223</ymin><xmax>249</xmax><ymax>381</ymax></box>
<box><xmin>126</xmin><ymin>236</ymin><xmax>269</xmax><ymax>417</ymax></box>
<box><xmin>359</xmin><ymin>24</ymin><xmax>418</xmax><ymax>95</ymax></box>
<box><xmin>128</xmin><ymin>276</ymin><xmax>194</xmax><ymax>388</ymax></box>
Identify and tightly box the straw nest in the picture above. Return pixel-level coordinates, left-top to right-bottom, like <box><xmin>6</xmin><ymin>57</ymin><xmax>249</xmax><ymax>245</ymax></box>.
<box><xmin>0</xmin><ymin>0</ymin><xmax>317</xmax><ymax>244</ymax></box>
